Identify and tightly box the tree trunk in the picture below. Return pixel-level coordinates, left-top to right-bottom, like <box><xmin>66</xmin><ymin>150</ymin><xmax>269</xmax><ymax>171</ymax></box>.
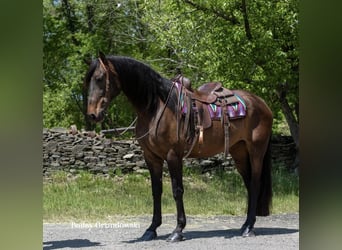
<box><xmin>241</xmin><ymin>0</ymin><xmax>253</xmax><ymax>40</ymax></box>
<box><xmin>276</xmin><ymin>85</ymin><xmax>299</xmax><ymax>169</ymax></box>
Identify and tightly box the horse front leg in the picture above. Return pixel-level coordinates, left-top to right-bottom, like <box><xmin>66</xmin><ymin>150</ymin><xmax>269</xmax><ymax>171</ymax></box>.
<box><xmin>140</xmin><ymin>155</ymin><xmax>163</xmax><ymax>241</ymax></box>
<box><xmin>166</xmin><ymin>149</ymin><xmax>186</xmax><ymax>242</ymax></box>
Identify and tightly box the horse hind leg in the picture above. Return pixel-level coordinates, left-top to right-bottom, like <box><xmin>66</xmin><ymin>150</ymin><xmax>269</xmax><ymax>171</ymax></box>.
<box><xmin>230</xmin><ymin>143</ymin><xmax>256</xmax><ymax>237</ymax></box>
<box><xmin>240</xmin><ymin>140</ymin><xmax>272</xmax><ymax>237</ymax></box>
<box><xmin>241</xmin><ymin>152</ymin><xmax>262</xmax><ymax>237</ymax></box>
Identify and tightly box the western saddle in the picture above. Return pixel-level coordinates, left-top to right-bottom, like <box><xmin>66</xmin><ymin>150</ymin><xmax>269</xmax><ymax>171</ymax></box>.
<box><xmin>174</xmin><ymin>75</ymin><xmax>241</xmax><ymax>157</ymax></box>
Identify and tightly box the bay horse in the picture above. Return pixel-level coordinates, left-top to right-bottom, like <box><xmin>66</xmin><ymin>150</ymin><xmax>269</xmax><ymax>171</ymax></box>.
<box><xmin>84</xmin><ymin>52</ymin><xmax>273</xmax><ymax>242</ymax></box>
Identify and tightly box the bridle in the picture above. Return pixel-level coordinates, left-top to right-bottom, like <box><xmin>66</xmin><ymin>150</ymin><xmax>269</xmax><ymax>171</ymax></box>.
<box><xmin>98</xmin><ymin>57</ymin><xmax>120</xmax><ymax>102</ymax></box>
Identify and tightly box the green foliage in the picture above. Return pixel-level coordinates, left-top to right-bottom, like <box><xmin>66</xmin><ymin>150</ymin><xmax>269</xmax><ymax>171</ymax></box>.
<box><xmin>43</xmin><ymin>0</ymin><xmax>298</xmax><ymax>139</ymax></box>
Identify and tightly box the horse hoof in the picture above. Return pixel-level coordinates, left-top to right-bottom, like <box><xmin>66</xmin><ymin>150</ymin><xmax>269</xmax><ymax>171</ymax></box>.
<box><xmin>241</xmin><ymin>227</ymin><xmax>256</xmax><ymax>237</ymax></box>
<box><xmin>140</xmin><ymin>230</ymin><xmax>157</xmax><ymax>241</ymax></box>
<box><xmin>166</xmin><ymin>232</ymin><xmax>185</xmax><ymax>242</ymax></box>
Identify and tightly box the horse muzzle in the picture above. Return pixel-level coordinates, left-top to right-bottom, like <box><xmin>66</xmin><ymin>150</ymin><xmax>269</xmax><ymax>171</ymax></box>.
<box><xmin>87</xmin><ymin>98</ymin><xmax>108</xmax><ymax>123</ymax></box>
<box><xmin>87</xmin><ymin>111</ymin><xmax>105</xmax><ymax>123</ymax></box>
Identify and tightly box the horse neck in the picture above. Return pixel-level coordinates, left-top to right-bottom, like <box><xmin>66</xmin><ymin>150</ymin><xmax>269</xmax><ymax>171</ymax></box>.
<box><xmin>111</xmin><ymin>58</ymin><xmax>171</xmax><ymax>116</ymax></box>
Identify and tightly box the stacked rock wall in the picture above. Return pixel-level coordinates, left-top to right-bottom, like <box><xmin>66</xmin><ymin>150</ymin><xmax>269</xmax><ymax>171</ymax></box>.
<box><xmin>43</xmin><ymin>128</ymin><xmax>296</xmax><ymax>177</ymax></box>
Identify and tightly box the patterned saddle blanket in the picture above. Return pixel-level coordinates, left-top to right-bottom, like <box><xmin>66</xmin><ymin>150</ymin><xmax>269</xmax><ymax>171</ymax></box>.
<box><xmin>207</xmin><ymin>95</ymin><xmax>246</xmax><ymax>120</ymax></box>
<box><xmin>177</xmin><ymin>83</ymin><xmax>247</xmax><ymax>120</ymax></box>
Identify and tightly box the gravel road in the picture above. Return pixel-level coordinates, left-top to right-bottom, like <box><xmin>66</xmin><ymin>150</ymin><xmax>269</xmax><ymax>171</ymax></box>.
<box><xmin>43</xmin><ymin>213</ymin><xmax>299</xmax><ymax>250</ymax></box>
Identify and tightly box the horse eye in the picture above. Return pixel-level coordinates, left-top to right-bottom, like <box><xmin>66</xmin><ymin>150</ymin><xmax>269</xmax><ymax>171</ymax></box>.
<box><xmin>95</xmin><ymin>75</ymin><xmax>103</xmax><ymax>81</ymax></box>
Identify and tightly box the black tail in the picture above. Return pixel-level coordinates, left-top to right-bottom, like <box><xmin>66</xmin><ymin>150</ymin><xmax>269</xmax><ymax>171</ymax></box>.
<box><xmin>256</xmin><ymin>139</ymin><xmax>272</xmax><ymax>216</ymax></box>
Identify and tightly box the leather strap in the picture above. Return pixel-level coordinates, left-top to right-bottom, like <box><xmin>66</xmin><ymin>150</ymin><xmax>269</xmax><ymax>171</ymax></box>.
<box><xmin>219</xmin><ymin>98</ymin><xmax>230</xmax><ymax>157</ymax></box>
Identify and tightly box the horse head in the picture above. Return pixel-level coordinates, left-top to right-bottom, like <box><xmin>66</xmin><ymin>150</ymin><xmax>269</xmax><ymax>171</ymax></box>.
<box><xmin>84</xmin><ymin>52</ymin><xmax>121</xmax><ymax>122</ymax></box>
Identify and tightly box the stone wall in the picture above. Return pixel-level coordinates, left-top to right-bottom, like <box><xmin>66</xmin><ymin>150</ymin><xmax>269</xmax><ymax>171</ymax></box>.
<box><xmin>43</xmin><ymin>127</ymin><xmax>296</xmax><ymax>177</ymax></box>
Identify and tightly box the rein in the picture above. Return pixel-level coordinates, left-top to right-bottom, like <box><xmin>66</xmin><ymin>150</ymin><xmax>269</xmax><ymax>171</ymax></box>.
<box><xmin>119</xmin><ymin>80</ymin><xmax>197</xmax><ymax>158</ymax></box>
<box><xmin>138</xmin><ymin>79</ymin><xmax>198</xmax><ymax>158</ymax></box>
<box><xmin>135</xmin><ymin>81</ymin><xmax>176</xmax><ymax>140</ymax></box>
<box><xmin>98</xmin><ymin>57</ymin><xmax>176</xmax><ymax>142</ymax></box>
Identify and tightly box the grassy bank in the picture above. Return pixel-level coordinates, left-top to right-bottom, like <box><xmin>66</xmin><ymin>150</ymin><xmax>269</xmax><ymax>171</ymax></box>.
<box><xmin>43</xmin><ymin>165</ymin><xmax>298</xmax><ymax>222</ymax></box>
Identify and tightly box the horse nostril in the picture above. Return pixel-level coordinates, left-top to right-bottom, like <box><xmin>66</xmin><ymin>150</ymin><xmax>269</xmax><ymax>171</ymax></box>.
<box><xmin>88</xmin><ymin>114</ymin><xmax>97</xmax><ymax>121</ymax></box>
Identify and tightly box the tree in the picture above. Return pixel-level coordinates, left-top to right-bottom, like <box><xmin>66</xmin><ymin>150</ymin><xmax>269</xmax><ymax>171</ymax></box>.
<box><xmin>140</xmin><ymin>0</ymin><xmax>299</xmax><ymax>167</ymax></box>
<box><xmin>43</xmin><ymin>0</ymin><xmax>143</xmax><ymax>130</ymax></box>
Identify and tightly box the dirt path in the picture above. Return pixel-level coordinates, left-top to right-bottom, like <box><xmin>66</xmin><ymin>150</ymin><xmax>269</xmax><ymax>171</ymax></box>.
<box><xmin>43</xmin><ymin>213</ymin><xmax>299</xmax><ymax>250</ymax></box>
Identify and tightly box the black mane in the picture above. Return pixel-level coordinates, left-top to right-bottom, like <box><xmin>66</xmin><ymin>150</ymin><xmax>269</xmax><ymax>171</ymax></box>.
<box><xmin>107</xmin><ymin>56</ymin><xmax>175</xmax><ymax>115</ymax></box>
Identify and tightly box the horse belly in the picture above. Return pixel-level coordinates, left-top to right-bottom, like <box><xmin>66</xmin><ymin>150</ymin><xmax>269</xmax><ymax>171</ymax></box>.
<box><xmin>186</xmin><ymin>122</ymin><xmax>225</xmax><ymax>158</ymax></box>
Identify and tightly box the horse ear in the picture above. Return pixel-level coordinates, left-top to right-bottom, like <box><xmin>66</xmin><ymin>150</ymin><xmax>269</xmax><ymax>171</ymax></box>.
<box><xmin>83</xmin><ymin>58</ymin><xmax>92</xmax><ymax>65</ymax></box>
<box><xmin>98</xmin><ymin>51</ymin><xmax>107</xmax><ymax>63</ymax></box>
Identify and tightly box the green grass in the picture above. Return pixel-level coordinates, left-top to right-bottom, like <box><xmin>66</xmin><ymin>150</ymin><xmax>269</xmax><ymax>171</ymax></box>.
<box><xmin>43</xmin><ymin>165</ymin><xmax>298</xmax><ymax>222</ymax></box>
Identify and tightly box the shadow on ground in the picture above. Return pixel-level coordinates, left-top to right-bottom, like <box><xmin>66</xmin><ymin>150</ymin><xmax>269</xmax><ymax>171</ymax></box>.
<box><xmin>123</xmin><ymin>227</ymin><xmax>299</xmax><ymax>243</ymax></box>
<box><xmin>43</xmin><ymin>239</ymin><xmax>101</xmax><ymax>249</ymax></box>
